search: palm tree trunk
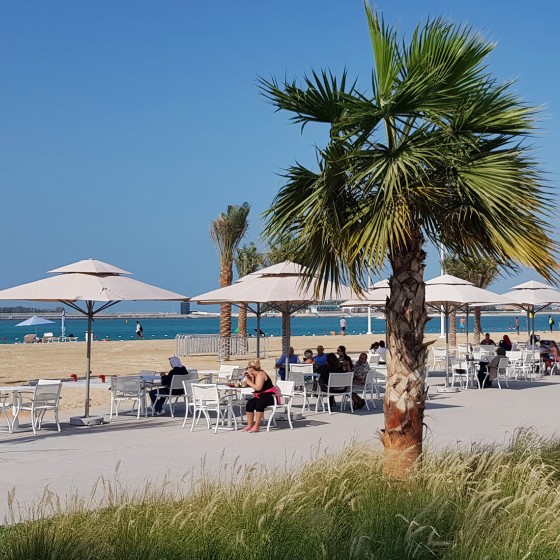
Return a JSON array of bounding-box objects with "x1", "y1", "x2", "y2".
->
[
  {"x1": 219, "y1": 265, "x2": 232, "y2": 360},
  {"x1": 449, "y1": 309, "x2": 457, "y2": 347},
  {"x1": 238, "y1": 304, "x2": 248, "y2": 337},
  {"x1": 473, "y1": 307, "x2": 481, "y2": 344},
  {"x1": 381, "y1": 225, "x2": 429, "y2": 478}
]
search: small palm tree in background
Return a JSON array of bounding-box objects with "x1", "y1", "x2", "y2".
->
[
  {"x1": 443, "y1": 255, "x2": 501, "y2": 346},
  {"x1": 234, "y1": 243, "x2": 266, "y2": 337},
  {"x1": 210, "y1": 203, "x2": 250, "y2": 359},
  {"x1": 260, "y1": 6, "x2": 557, "y2": 475}
]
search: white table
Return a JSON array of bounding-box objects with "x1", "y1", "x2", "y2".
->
[{"x1": 0, "y1": 386, "x2": 35, "y2": 433}]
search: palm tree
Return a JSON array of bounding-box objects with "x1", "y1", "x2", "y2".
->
[
  {"x1": 234, "y1": 243, "x2": 266, "y2": 337},
  {"x1": 210, "y1": 203, "x2": 250, "y2": 359},
  {"x1": 444, "y1": 254, "x2": 501, "y2": 345},
  {"x1": 260, "y1": 6, "x2": 557, "y2": 476}
]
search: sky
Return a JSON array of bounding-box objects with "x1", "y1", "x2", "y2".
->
[{"x1": 0, "y1": 0, "x2": 559, "y2": 311}]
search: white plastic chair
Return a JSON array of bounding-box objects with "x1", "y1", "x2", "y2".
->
[
  {"x1": 151, "y1": 374, "x2": 189, "y2": 417},
  {"x1": 290, "y1": 371, "x2": 313, "y2": 412},
  {"x1": 432, "y1": 347, "x2": 448, "y2": 370},
  {"x1": 15, "y1": 380, "x2": 62, "y2": 435},
  {"x1": 110, "y1": 376, "x2": 146, "y2": 419},
  {"x1": 190, "y1": 383, "x2": 237, "y2": 433},
  {"x1": 0, "y1": 393, "x2": 14, "y2": 433},
  {"x1": 495, "y1": 357, "x2": 510, "y2": 389},
  {"x1": 352, "y1": 369, "x2": 377, "y2": 410},
  {"x1": 180, "y1": 379, "x2": 197, "y2": 428},
  {"x1": 367, "y1": 353, "x2": 381, "y2": 366},
  {"x1": 217, "y1": 365, "x2": 243, "y2": 383},
  {"x1": 266, "y1": 380, "x2": 295, "y2": 431},
  {"x1": 450, "y1": 358, "x2": 468, "y2": 389},
  {"x1": 316, "y1": 372, "x2": 353, "y2": 415}
]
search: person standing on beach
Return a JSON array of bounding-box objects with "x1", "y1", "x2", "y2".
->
[
  {"x1": 459, "y1": 317, "x2": 465, "y2": 333},
  {"x1": 136, "y1": 321, "x2": 144, "y2": 339},
  {"x1": 549, "y1": 315, "x2": 555, "y2": 333},
  {"x1": 515, "y1": 316, "x2": 520, "y2": 336},
  {"x1": 340, "y1": 316, "x2": 347, "y2": 335}
]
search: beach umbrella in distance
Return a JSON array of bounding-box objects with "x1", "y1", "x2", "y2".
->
[
  {"x1": 192, "y1": 261, "x2": 352, "y2": 368},
  {"x1": 15, "y1": 315, "x2": 55, "y2": 336},
  {"x1": 425, "y1": 274, "x2": 511, "y2": 390},
  {"x1": 501, "y1": 280, "x2": 560, "y2": 339},
  {"x1": 0, "y1": 258, "x2": 189, "y2": 425}
]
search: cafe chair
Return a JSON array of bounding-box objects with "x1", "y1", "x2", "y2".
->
[
  {"x1": 180, "y1": 379, "x2": 197, "y2": 428},
  {"x1": 315, "y1": 372, "x2": 354, "y2": 415},
  {"x1": 266, "y1": 380, "x2": 295, "y2": 431},
  {"x1": 190, "y1": 383, "x2": 237, "y2": 433},
  {"x1": 15, "y1": 379, "x2": 62, "y2": 435},
  {"x1": 352, "y1": 369, "x2": 377, "y2": 410},
  {"x1": 109, "y1": 376, "x2": 147, "y2": 419},
  {"x1": 151, "y1": 374, "x2": 189, "y2": 417}
]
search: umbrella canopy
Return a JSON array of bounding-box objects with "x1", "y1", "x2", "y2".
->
[
  {"x1": 340, "y1": 279, "x2": 390, "y2": 308},
  {"x1": 15, "y1": 315, "x2": 55, "y2": 337},
  {"x1": 501, "y1": 281, "x2": 560, "y2": 338},
  {"x1": 0, "y1": 258, "x2": 188, "y2": 421},
  {"x1": 425, "y1": 274, "x2": 510, "y2": 387},
  {"x1": 192, "y1": 261, "x2": 351, "y2": 364},
  {"x1": 15, "y1": 315, "x2": 55, "y2": 327}
]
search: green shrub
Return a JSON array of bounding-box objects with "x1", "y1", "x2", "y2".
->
[{"x1": 1, "y1": 432, "x2": 559, "y2": 559}]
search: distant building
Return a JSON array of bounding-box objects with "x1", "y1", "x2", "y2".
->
[{"x1": 180, "y1": 302, "x2": 191, "y2": 315}]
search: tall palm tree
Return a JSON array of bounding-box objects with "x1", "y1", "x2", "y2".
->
[
  {"x1": 260, "y1": 6, "x2": 557, "y2": 476},
  {"x1": 210, "y1": 203, "x2": 250, "y2": 359},
  {"x1": 234, "y1": 243, "x2": 266, "y2": 337}
]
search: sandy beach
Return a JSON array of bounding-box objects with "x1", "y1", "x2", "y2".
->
[{"x1": 0, "y1": 330, "x2": 549, "y2": 413}]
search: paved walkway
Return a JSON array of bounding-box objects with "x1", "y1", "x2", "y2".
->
[{"x1": 1, "y1": 374, "x2": 559, "y2": 523}]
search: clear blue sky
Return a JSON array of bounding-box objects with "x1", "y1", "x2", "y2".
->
[{"x1": 0, "y1": 1, "x2": 558, "y2": 311}]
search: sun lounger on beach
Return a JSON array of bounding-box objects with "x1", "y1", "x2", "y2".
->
[{"x1": 23, "y1": 333, "x2": 39, "y2": 344}]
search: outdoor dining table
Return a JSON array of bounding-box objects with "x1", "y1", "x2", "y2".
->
[{"x1": 0, "y1": 385, "x2": 35, "y2": 433}]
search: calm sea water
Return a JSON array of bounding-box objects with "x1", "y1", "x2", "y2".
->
[{"x1": 0, "y1": 313, "x2": 551, "y2": 344}]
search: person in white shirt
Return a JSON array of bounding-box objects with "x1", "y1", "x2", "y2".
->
[{"x1": 339, "y1": 317, "x2": 347, "y2": 335}]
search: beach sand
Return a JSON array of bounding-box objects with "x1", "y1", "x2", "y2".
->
[{"x1": 0, "y1": 330, "x2": 547, "y2": 413}]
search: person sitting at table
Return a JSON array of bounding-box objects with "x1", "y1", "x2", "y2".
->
[
  {"x1": 377, "y1": 340, "x2": 387, "y2": 364},
  {"x1": 149, "y1": 356, "x2": 188, "y2": 416},
  {"x1": 241, "y1": 359, "x2": 278, "y2": 433},
  {"x1": 337, "y1": 345, "x2": 353, "y2": 372},
  {"x1": 317, "y1": 352, "x2": 346, "y2": 409},
  {"x1": 543, "y1": 341, "x2": 560, "y2": 374},
  {"x1": 313, "y1": 345, "x2": 327, "y2": 369},
  {"x1": 481, "y1": 333, "x2": 496, "y2": 346},
  {"x1": 350, "y1": 353, "x2": 369, "y2": 409},
  {"x1": 477, "y1": 347, "x2": 506, "y2": 388},
  {"x1": 275, "y1": 347, "x2": 300, "y2": 381},
  {"x1": 498, "y1": 334, "x2": 512, "y2": 351},
  {"x1": 303, "y1": 349, "x2": 314, "y2": 364}
]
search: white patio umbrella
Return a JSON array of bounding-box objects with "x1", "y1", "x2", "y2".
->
[
  {"x1": 425, "y1": 274, "x2": 511, "y2": 389},
  {"x1": 339, "y1": 279, "x2": 389, "y2": 308},
  {"x1": 15, "y1": 315, "x2": 55, "y2": 336},
  {"x1": 0, "y1": 258, "x2": 189, "y2": 425},
  {"x1": 192, "y1": 261, "x2": 351, "y2": 369},
  {"x1": 501, "y1": 280, "x2": 560, "y2": 341}
]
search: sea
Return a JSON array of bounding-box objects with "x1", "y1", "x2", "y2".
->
[{"x1": 0, "y1": 313, "x2": 551, "y2": 345}]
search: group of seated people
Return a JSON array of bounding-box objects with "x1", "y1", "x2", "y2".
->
[
  {"x1": 275, "y1": 342, "x2": 388, "y2": 409},
  {"x1": 475, "y1": 332, "x2": 560, "y2": 387}
]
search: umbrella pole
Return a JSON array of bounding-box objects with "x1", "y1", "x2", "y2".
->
[
  {"x1": 256, "y1": 303, "x2": 261, "y2": 359},
  {"x1": 445, "y1": 308, "x2": 450, "y2": 387},
  {"x1": 85, "y1": 304, "x2": 93, "y2": 418}
]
